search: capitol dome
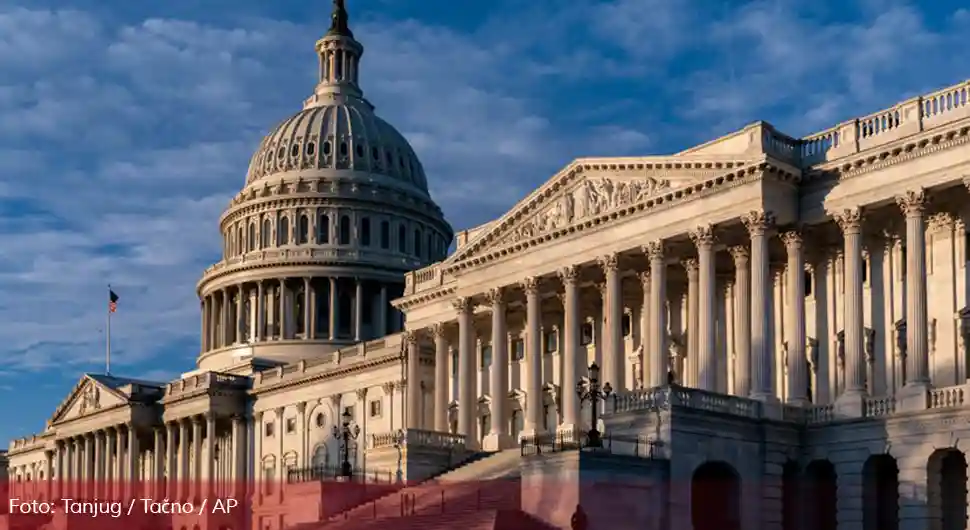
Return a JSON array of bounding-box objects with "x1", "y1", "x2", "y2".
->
[{"x1": 195, "y1": 0, "x2": 452, "y2": 372}]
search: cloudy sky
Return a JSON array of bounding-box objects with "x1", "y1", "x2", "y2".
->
[{"x1": 1, "y1": 0, "x2": 968, "y2": 443}]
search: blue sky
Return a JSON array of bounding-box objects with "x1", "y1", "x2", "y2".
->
[{"x1": 1, "y1": 0, "x2": 968, "y2": 443}]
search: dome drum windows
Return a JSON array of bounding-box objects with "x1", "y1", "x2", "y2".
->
[
  {"x1": 306, "y1": 142, "x2": 316, "y2": 156},
  {"x1": 261, "y1": 218, "x2": 272, "y2": 249},
  {"x1": 360, "y1": 217, "x2": 371, "y2": 247},
  {"x1": 248, "y1": 223, "x2": 256, "y2": 252},
  {"x1": 397, "y1": 223, "x2": 407, "y2": 253},
  {"x1": 338, "y1": 215, "x2": 351, "y2": 245},
  {"x1": 278, "y1": 216, "x2": 290, "y2": 246},
  {"x1": 297, "y1": 214, "x2": 310, "y2": 245},
  {"x1": 318, "y1": 214, "x2": 331, "y2": 244}
]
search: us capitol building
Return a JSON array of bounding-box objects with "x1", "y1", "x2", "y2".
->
[{"x1": 7, "y1": 3, "x2": 970, "y2": 530}]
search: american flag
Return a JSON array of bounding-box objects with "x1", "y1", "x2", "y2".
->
[{"x1": 109, "y1": 289, "x2": 119, "y2": 313}]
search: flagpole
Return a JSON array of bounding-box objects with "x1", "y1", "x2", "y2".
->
[{"x1": 106, "y1": 285, "x2": 112, "y2": 375}]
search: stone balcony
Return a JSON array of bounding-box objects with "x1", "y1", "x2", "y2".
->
[
  {"x1": 365, "y1": 428, "x2": 470, "y2": 483},
  {"x1": 608, "y1": 382, "x2": 970, "y2": 426}
]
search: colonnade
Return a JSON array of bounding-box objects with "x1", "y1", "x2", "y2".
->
[
  {"x1": 405, "y1": 191, "x2": 934, "y2": 449},
  {"x1": 200, "y1": 277, "x2": 404, "y2": 353},
  {"x1": 48, "y1": 424, "x2": 138, "y2": 500}
]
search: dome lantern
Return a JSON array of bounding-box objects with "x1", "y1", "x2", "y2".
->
[{"x1": 308, "y1": 0, "x2": 365, "y2": 104}]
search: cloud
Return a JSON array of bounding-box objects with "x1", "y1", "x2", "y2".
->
[{"x1": 0, "y1": 0, "x2": 966, "y2": 409}]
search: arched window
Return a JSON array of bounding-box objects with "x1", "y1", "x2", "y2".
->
[
  {"x1": 297, "y1": 214, "x2": 309, "y2": 245},
  {"x1": 278, "y1": 216, "x2": 290, "y2": 246},
  {"x1": 318, "y1": 214, "x2": 330, "y2": 243},
  {"x1": 261, "y1": 218, "x2": 271, "y2": 248},
  {"x1": 398, "y1": 224, "x2": 407, "y2": 253},
  {"x1": 238, "y1": 226, "x2": 244, "y2": 254},
  {"x1": 339, "y1": 215, "x2": 351, "y2": 245},
  {"x1": 248, "y1": 223, "x2": 256, "y2": 252},
  {"x1": 380, "y1": 220, "x2": 390, "y2": 249},
  {"x1": 426, "y1": 233, "x2": 433, "y2": 259},
  {"x1": 360, "y1": 217, "x2": 371, "y2": 246},
  {"x1": 414, "y1": 228, "x2": 422, "y2": 257}
]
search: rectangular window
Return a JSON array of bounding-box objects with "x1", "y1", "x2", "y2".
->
[
  {"x1": 369, "y1": 399, "x2": 382, "y2": 418},
  {"x1": 481, "y1": 344, "x2": 492, "y2": 369},
  {"x1": 286, "y1": 418, "x2": 296, "y2": 434},
  {"x1": 380, "y1": 220, "x2": 390, "y2": 249},
  {"x1": 360, "y1": 217, "x2": 371, "y2": 247},
  {"x1": 543, "y1": 330, "x2": 557, "y2": 353},
  {"x1": 621, "y1": 314, "x2": 632, "y2": 337},
  {"x1": 804, "y1": 270, "x2": 813, "y2": 297},
  {"x1": 580, "y1": 323, "x2": 593, "y2": 346},
  {"x1": 512, "y1": 338, "x2": 525, "y2": 360},
  {"x1": 264, "y1": 422, "x2": 274, "y2": 437},
  {"x1": 343, "y1": 405, "x2": 355, "y2": 420}
]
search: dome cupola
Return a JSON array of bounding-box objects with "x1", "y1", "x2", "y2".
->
[{"x1": 195, "y1": 0, "x2": 452, "y2": 372}]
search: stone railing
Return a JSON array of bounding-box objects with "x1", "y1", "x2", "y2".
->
[
  {"x1": 612, "y1": 385, "x2": 762, "y2": 419},
  {"x1": 864, "y1": 396, "x2": 896, "y2": 418},
  {"x1": 253, "y1": 332, "x2": 405, "y2": 386},
  {"x1": 791, "y1": 79, "x2": 970, "y2": 166},
  {"x1": 8, "y1": 435, "x2": 49, "y2": 453},
  {"x1": 201, "y1": 247, "x2": 423, "y2": 278},
  {"x1": 404, "y1": 264, "x2": 447, "y2": 295},
  {"x1": 929, "y1": 384, "x2": 968, "y2": 409},
  {"x1": 164, "y1": 371, "x2": 250, "y2": 398},
  {"x1": 369, "y1": 428, "x2": 466, "y2": 451}
]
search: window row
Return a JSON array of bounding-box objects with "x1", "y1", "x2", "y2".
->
[
  {"x1": 256, "y1": 136, "x2": 422, "y2": 186},
  {"x1": 262, "y1": 402, "x2": 383, "y2": 438},
  {"x1": 223, "y1": 212, "x2": 448, "y2": 261}
]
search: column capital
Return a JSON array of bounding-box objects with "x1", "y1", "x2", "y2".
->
[
  {"x1": 520, "y1": 276, "x2": 541, "y2": 295},
  {"x1": 742, "y1": 210, "x2": 775, "y2": 236},
  {"x1": 780, "y1": 230, "x2": 803, "y2": 250},
  {"x1": 896, "y1": 188, "x2": 928, "y2": 217},
  {"x1": 356, "y1": 388, "x2": 368, "y2": 400},
  {"x1": 689, "y1": 224, "x2": 716, "y2": 248},
  {"x1": 402, "y1": 329, "x2": 419, "y2": 345},
  {"x1": 642, "y1": 240, "x2": 664, "y2": 260},
  {"x1": 430, "y1": 322, "x2": 448, "y2": 339},
  {"x1": 330, "y1": 393, "x2": 342, "y2": 407},
  {"x1": 558, "y1": 265, "x2": 581, "y2": 285},
  {"x1": 681, "y1": 258, "x2": 698, "y2": 276},
  {"x1": 928, "y1": 211, "x2": 955, "y2": 233},
  {"x1": 728, "y1": 245, "x2": 749, "y2": 264},
  {"x1": 834, "y1": 207, "x2": 864, "y2": 235},
  {"x1": 452, "y1": 296, "x2": 473, "y2": 314},
  {"x1": 597, "y1": 252, "x2": 619, "y2": 273},
  {"x1": 485, "y1": 286, "x2": 507, "y2": 306},
  {"x1": 637, "y1": 270, "x2": 651, "y2": 287},
  {"x1": 382, "y1": 381, "x2": 395, "y2": 394},
  {"x1": 296, "y1": 401, "x2": 307, "y2": 413}
]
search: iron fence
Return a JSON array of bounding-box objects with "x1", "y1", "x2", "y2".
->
[{"x1": 287, "y1": 464, "x2": 396, "y2": 484}]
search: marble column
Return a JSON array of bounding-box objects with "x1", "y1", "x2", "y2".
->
[
  {"x1": 192, "y1": 416, "x2": 203, "y2": 499},
  {"x1": 236, "y1": 286, "x2": 244, "y2": 344},
  {"x1": 600, "y1": 253, "x2": 624, "y2": 390},
  {"x1": 521, "y1": 277, "x2": 544, "y2": 435},
  {"x1": 782, "y1": 230, "x2": 809, "y2": 404},
  {"x1": 454, "y1": 297, "x2": 478, "y2": 449},
  {"x1": 205, "y1": 414, "x2": 216, "y2": 497},
  {"x1": 232, "y1": 415, "x2": 246, "y2": 496},
  {"x1": 303, "y1": 277, "x2": 312, "y2": 338},
  {"x1": 432, "y1": 324, "x2": 450, "y2": 432},
  {"x1": 278, "y1": 279, "x2": 288, "y2": 340},
  {"x1": 898, "y1": 190, "x2": 930, "y2": 386},
  {"x1": 691, "y1": 225, "x2": 717, "y2": 391},
  {"x1": 177, "y1": 420, "x2": 189, "y2": 501},
  {"x1": 683, "y1": 258, "x2": 699, "y2": 387},
  {"x1": 83, "y1": 434, "x2": 92, "y2": 498},
  {"x1": 484, "y1": 287, "x2": 512, "y2": 450},
  {"x1": 835, "y1": 208, "x2": 867, "y2": 396},
  {"x1": 127, "y1": 425, "x2": 139, "y2": 499},
  {"x1": 638, "y1": 271, "x2": 651, "y2": 389},
  {"x1": 53, "y1": 443, "x2": 62, "y2": 498},
  {"x1": 558, "y1": 267, "x2": 581, "y2": 432},
  {"x1": 404, "y1": 331, "x2": 421, "y2": 428},
  {"x1": 355, "y1": 278, "x2": 364, "y2": 341},
  {"x1": 329, "y1": 277, "x2": 338, "y2": 340},
  {"x1": 729, "y1": 246, "x2": 752, "y2": 397},
  {"x1": 200, "y1": 299, "x2": 208, "y2": 352},
  {"x1": 743, "y1": 211, "x2": 776, "y2": 400},
  {"x1": 152, "y1": 429, "x2": 164, "y2": 498},
  {"x1": 646, "y1": 242, "x2": 668, "y2": 387},
  {"x1": 256, "y1": 281, "x2": 265, "y2": 341},
  {"x1": 114, "y1": 428, "x2": 124, "y2": 500},
  {"x1": 93, "y1": 432, "x2": 103, "y2": 498},
  {"x1": 165, "y1": 423, "x2": 176, "y2": 499}
]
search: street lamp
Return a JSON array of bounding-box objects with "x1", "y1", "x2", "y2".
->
[
  {"x1": 331, "y1": 409, "x2": 361, "y2": 479},
  {"x1": 576, "y1": 362, "x2": 612, "y2": 448},
  {"x1": 392, "y1": 429, "x2": 405, "y2": 483}
]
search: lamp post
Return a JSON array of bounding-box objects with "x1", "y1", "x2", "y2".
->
[
  {"x1": 392, "y1": 429, "x2": 405, "y2": 483},
  {"x1": 331, "y1": 409, "x2": 361, "y2": 479},
  {"x1": 576, "y1": 362, "x2": 612, "y2": 448}
]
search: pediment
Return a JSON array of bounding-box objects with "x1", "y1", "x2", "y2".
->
[
  {"x1": 445, "y1": 155, "x2": 754, "y2": 266},
  {"x1": 48, "y1": 375, "x2": 128, "y2": 426}
]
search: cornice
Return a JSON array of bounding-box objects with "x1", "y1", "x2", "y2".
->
[
  {"x1": 394, "y1": 284, "x2": 457, "y2": 311},
  {"x1": 197, "y1": 247, "x2": 423, "y2": 294}
]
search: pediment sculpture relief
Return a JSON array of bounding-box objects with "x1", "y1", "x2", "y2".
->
[
  {"x1": 78, "y1": 385, "x2": 101, "y2": 415},
  {"x1": 502, "y1": 177, "x2": 672, "y2": 245}
]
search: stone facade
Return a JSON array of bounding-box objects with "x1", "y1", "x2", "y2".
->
[{"x1": 7, "y1": 3, "x2": 970, "y2": 530}]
